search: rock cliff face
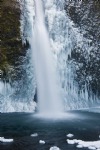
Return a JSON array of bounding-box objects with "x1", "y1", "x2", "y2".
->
[
  {"x1": 65, "y1": 0, "x2": 100, "y2": 96},
  {"x1": 0, "y1": 0, "x2": 100, "y2": 101},
  {"x1": 0, "y1": 0, "x2": 24, "y2": 81}
]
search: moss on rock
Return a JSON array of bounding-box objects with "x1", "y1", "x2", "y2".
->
[{"x1": 0, "y1": 0, "x2": 23, "y2": 80}]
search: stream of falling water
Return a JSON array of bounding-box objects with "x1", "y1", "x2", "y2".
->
[
  {"x1": 31, "y1": 0, "x2": 63, "y2": 114},
  {"x1": 0, "y1": 0, "x2": 99, "y2": 113}
]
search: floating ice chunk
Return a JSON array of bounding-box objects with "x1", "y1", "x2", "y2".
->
[
  {"x1": 73, "y1": 139, "x2": 82, "y2": 143},
  {"x1": 77, "y1": 144, "x2": 83, "y2": 148},
  {"x1": 0, "y1": 137, "x2": 4, "y2": 141},
  {"x1": 67, "y1": 139, "x2": 75, "y2": 144},
  {"x1": 0, "y1": 137, "x2": 13, "y2": 142},
  {"x1": 0, "y1": 137, "x2": 4, "y2": 139},
  {"x1": 39, "y1": 140, "x2": 45, "y2": 144},
  {"x1": 50, "y1": 146, "x2": 60, "y2": 150},
  {"x1": 66, "y1": 133, "x2": 74, "y2": 138},
  {"x1": 31, "y1": 133, "x2": 38, "y2": 137},
  {"x1": 67, "y1": 139, "x2": 100, "y2": 149},
  {"x1": 88, "y1": 146, "x2": 96, "y2": 150}
]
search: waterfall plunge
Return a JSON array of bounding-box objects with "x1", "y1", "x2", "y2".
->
[
  {"x1": 0, "y1": 0, "x2": 99, "y2": 113},
  {"x1": 31, "y1": 0, "x2": 63, "y2": 114}
]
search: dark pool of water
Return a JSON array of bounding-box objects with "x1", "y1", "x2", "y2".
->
[{"x1": 0, "y1": 110, "x2": 100, "y2": 150}]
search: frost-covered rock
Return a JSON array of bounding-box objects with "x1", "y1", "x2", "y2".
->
[
  {"x1": 65, "y1": 0, "x2": 100, "y2": 100},
  {"x1": 0, "y1": 100, "x2": 37, "y2": 113}
]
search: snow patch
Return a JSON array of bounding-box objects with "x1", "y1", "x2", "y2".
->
[
  {"x1": 88, "y1": 146, "x2": 96, "y2": 150},
  {"x1": 76, "y1": 144, "x2": 83, "y2": 148},
  {"x1": 67, "y1": 139, "x2": 100, "y2": 149},
  {"x1": 0, "y1": 137, "x2": 13, "y2": 143},
  {"x1": 31, "y1": 133, "x2": 38, "y2": 137},
  {"x1": 67, "y1": 139, "x2": 75, "y2": 144},
  {"x1": 39, "y1": 140, "x2": 45, "y2": 144},
  {"x1": 66, "y1": 133, "x2": 74, "y2": 138},
  {"x1": 50, "y1": 146, "x2": 60, "y2": 150}
]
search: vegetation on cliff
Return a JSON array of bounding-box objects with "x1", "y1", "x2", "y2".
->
[{"x1": 0, "y1": 0, "x2": 24, "y2": 81}]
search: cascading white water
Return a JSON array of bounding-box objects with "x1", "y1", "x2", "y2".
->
[
  {"x1": 0, "y1": 0, "x2": 99, "y2": 113},
  {"x1": 31, "y1": 0, "x2": 63, "y2": 114}
]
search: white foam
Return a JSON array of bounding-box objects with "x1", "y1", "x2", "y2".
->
[
  {"x1": 31, "y1": 133, "x2": 38, "y2": 137},
  {"x1": 34, "y1": 112, "x2": 76, "y2": 120},
  {"x1": 49, "y1": 146, "x2": 60, "y2": 150},
  {"x1": 0, "y1": 137, "x2": 13, "y2": 143},
  {"x1": 66, "y1": 133, "x2": 74, "y2": 138},
  {"x1": 39, "y1": 140, "x2": 45, "y2": 144}
]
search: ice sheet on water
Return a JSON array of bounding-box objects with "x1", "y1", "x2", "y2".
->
[
  {"x1": 88, "y1": 146, "x2": 96, "y2": 150},
  {"x1": 31, "y1": 133, "x2": 38, "y2": 137},
  {"x1": 39, "y1": 140, "x2": 45, "y2": 144},
  {"x1": 0, "y1": 137, "x2": 13, "y2": 143},
  {"x1": 49, "y1": 146, "x2": 60, "y2": 150},
  {"x1": 67, "y1": 139, "x2": 100, "y2": 149},
  {"x1": 67, "y1": 139, "x2": 76, "y2": 144},
  {"x1": 66, "y1": 133, "x2": 74, "y2": 138},
  {"x1": 76, "y1": 144, "x2": 83, "y2": 148}
]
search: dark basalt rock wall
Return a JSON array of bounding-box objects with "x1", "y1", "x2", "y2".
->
[{"x1": 0, "y1": 0, "x2": 25, "y2": 81}]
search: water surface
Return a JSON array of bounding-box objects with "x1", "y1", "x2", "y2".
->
[{"x1": 0, "y1": 110, "x2": 100, "y2": 150}]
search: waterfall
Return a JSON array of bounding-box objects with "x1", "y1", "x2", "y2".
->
[
  {"x1": 0, "y1": 0, "x2": 99, "y2": 113},
  {"x1": 31, "y1": 0, "x2": 63, "y2": 114}
]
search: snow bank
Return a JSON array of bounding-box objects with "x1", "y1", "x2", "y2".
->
[
  {"x1": 67, "y1": 139, "x2": 100, "y2": 149},
  {"x1": 0, "y1": 137, "x2": 13, "y2": 143},
  {"x1": 49, "y1": 146, "x2": 60, "y2": 150}
]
